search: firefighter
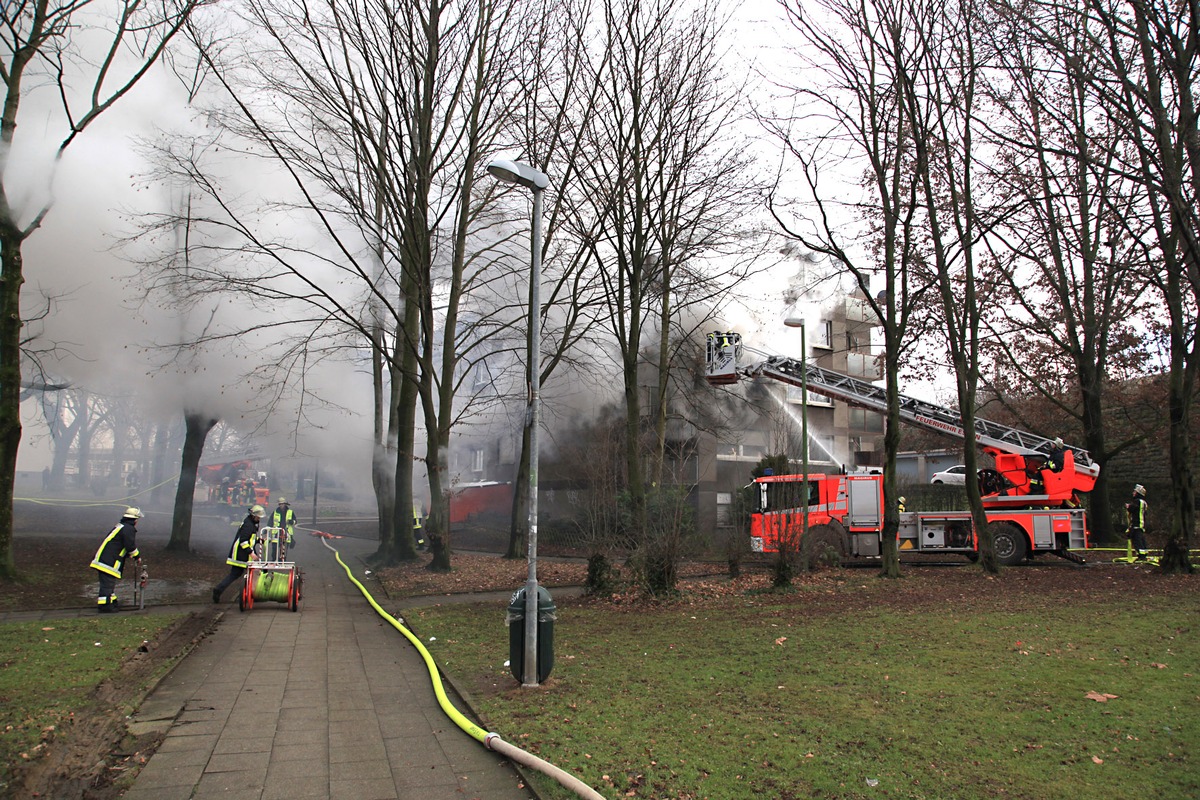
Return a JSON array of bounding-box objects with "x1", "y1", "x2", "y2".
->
[
  {"x1": 413, "y1": 502, "x2": 427, "y2": 551},
  {"x1": 212, "y1": 505, "x2": 264, "y2": 603},
  {"x1": 1045, "y1": 437, "x2": 1067, "y2": 473},
  {"x1": 898, "y1": 496, "x2": 907, "y2": 513},
  {"x1": 1125, "y1": 484, "x2": 1150, "y2": 561},
  {"x1": 270, "y1": 497, "x2": 297, "y2": 550},
  {"x1": 90, "y1": 507, "x2": 143, "y2": 613}
]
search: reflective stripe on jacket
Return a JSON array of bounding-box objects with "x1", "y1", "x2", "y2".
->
[
  {"x1": 1128, "y1": 497, "x2": 1148, "y2": 529},
  {"x1": 270, "y1": 508, "x2": 296, "y2": 533},
  {"x1": 90, "y1": 521, "x2": 139, "y2": 578},
  {"x1": 227, "y1": 515, "x2": 259, "y2": 568}
]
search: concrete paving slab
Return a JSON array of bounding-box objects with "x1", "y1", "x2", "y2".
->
[{"x1": 118, "y1": 534, "x2": 539, "y2": 800}]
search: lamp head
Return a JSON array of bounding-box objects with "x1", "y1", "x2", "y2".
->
[
  {"x1": 784, "y1": 317, "x2": 806, "y2": 328},
  {"x1": 487, "y1": 158, "x2": 549, "y2": 191}
]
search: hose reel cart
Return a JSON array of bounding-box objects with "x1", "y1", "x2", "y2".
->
[{"x1": 240, "y1": 526, "x2": 302, "y2": 612}]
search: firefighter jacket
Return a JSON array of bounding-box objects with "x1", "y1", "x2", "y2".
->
[
  {"x1": 90, "y1": 520, "x2": 140, "y2": 578},
  {"x1": 270, "y1": 506, "x2": 296, "y2": 536},
  {"x1": 227, "y1": 515, "x2": 260, "y2": 568},
  {"x1": 1126, "y1": 497, "x2": 1148, "y2": 530}
]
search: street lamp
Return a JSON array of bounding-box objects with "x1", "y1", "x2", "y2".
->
[
  {"x1": 487, "y1": 158, "x2": 549, "y2": 687},
  {"x1": 784, "y1": 317, "x2": 808, "y2": 551}
]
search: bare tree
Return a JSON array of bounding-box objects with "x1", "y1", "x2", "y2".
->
[
  {"x1": 891, "y1": 0, "x2": 1005, "y2": 572},
  {"x1": 769, "y1": 0, "x2": 936, "y2": 579},
  {"x1": 1065, "y1": 0, "x2": 1199, "y2": 573},
  {"x1": 141, "y1": 0, "x2": 534, "y2": 570},
  {"x1": 975, "y1": 0, "x2": 1155, "y2": 544},
  {"x1": 0, "y1": 0, "x2": 203, "y2": 577},
  {"x1": 559, "y1": 0, "x2": 762, "y2": 591}
]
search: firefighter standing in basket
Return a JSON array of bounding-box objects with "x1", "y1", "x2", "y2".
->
[
  {"x1": 1125, "y1": 484, "x2": 1150, "y2": 561},
  {"x1": 212, "y1": 505, "x2": 263, "y2": 603},
  {"x1": 90, "y1": 507, "x2": 143, "y2": 613},
  {"x1": 270, "y1": 497, "x2": 297, "y2": 551}
]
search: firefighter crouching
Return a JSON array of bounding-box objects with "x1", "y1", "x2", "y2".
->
[{"x1": 90, "y1": 507, "x2": 143, "y2": 613}]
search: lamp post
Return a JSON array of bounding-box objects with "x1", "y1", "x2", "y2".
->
[
  {"x1": 784, "y1": 317, "x2": 808, "y2": 550},
  {"x1": 487, "y1": 158, "x2": 549, "y2": 687}
]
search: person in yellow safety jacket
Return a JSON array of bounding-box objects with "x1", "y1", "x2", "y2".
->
[
  {"x1": 413, "y1": 502, "x2": 426, "y2": 551},
  {"x1": 898, "y1": 496, "x2": 907, "y2": 513},
  {"x1": 90, "y1": 507, "x2": 143, "y2": 613},
  {"x1": 1124, "y1": 484, "x2": 1150, "y2": 561},
  {"x1": 212, "y1": 505, "x2": 263, "y2": 603},
  {"x1": 270, "y1": 497, "x2": 297, "y2": 550}
]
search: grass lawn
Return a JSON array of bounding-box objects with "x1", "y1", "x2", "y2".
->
[
  {"x1": 410, "y1": 575, "x2": 1198, "y2": 800},
  {"x1": 0, "y1": 615, "x2": 184, "y2": 790}
]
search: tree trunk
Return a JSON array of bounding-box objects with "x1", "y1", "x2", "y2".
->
[
  {"x1": 1161, "y1": 293, "x2": 1196, "y2": 573},
  {"x1": 167, "y1": 413, "x2": 218, "y2": 552},
  {"x1": 506, "y1": 418, "x2": 531, "y2": 560},
  {"x1": 150, "y1": 423, "x2": 171, "y2": 504},
  {"x1": 0, "y1": 222, "x2": 24, "y2": 579},
  {"x1": 75, "y1": 396, "x2": 91, "y2": 488}
]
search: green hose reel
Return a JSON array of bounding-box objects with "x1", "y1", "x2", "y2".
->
[
  {"x1": 253, "y1": 570, "x2": 292, "y2": 602},
  {"x1": 240, "y1": 565, "x2": 302, "y2": 612}
]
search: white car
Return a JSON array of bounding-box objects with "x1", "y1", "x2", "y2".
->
[{"x1": 930, "y1": 465, "x2": 969, "y2": 485}]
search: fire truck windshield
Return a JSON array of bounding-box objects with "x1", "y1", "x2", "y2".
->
[{"x1": 757, "y1": 477, "x2": 820, "y2": 512}]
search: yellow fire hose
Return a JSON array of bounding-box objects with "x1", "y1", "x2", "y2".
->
[{"x1": 318, "y1": 534, "x2": 606, "y2": 800}]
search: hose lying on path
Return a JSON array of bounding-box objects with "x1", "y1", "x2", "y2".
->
[{"x1": 316, "y1": 533, "x2": 607, "y2": 800}]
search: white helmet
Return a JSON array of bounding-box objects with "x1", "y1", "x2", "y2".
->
[
  {"x1": 898, "y1": 496, "x2": 907, "y2": 504},
  {"x1": 1134, "y1": 484, "x2": 1146, "y2": 497},
  {"x1": 123, "y1": 507, "x2": 144, "y2": 519},
  {"x1": 250, "y1": 504, "x2": 265, "y2": 517},
  {"x1": 277, "y1": 497, "x2": 287, "y2": 505},
  {"x1": 1053, "y1": 437, "x2": 1063, "y2": 447}
]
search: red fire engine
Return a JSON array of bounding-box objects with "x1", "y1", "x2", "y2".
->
[{"x1": 704, "y1": 332, "x2": 1098, "y2": 566}]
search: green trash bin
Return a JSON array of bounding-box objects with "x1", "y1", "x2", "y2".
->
[{"x1": 507, "y1": 586, "x2": 556, "y2": 682}]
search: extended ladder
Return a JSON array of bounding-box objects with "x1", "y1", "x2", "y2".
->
[{"x1": 704, "y1": 332, "x2": 1097, "y2": 477}]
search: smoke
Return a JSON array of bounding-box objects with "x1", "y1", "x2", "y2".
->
[{"x1": 13, "y1": 57, "x2": 381, "y2": 482}]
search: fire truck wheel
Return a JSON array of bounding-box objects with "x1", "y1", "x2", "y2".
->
[{"x1": 991, "y1": 523, "x2": 1028, "y2": 567}]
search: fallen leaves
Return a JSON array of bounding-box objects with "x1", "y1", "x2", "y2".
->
[{"x1": 1085, "y1": 691, "x2": 1119, "y2": 702}]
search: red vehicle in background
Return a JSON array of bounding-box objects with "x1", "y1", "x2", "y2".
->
[{"x1": 706, "y1": 332, "x2": 1096, "y2": 566}]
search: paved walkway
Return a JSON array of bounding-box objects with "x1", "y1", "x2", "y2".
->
[{"x1": 119, "y1": 535, "x2": 538, "y2": 800}]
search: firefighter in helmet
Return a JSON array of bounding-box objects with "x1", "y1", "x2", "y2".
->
[
  {"x1": 90, "y1": 507, "x2": 143, "y2": 613},
  {"x1": 898, "y1": 496, "x2": 907, "y2": 513},
  {"x1": 212, "y1": 505, "x2": 264, "y2": 603},
  {"x1": 1124, "y1": 484, "x2": 1150, "y2": 561},
  {"x1": 270, "y1": 497, "x2": 297, "y2": 550},
  {"x1": 1045, "y1": 437, "x2": 1067, "y2": 473}
]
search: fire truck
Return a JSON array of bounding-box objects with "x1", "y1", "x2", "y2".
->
[{"x1": 704, "y1": 332, "x2": 1098, "y2": 566}]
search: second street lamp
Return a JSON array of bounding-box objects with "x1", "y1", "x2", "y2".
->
[{"x1": 487, "y1": 158, "x2": 549, "y2": 687}]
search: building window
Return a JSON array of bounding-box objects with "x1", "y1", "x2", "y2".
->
[
  {"x1": 471, "y1": 448, "x2": 485, "y2": 473},
  {"x1": 849, "y1": 407, "x2": 884, "y2": 433},
  {"x1": 811, "y1": 319, "x2": 833, "y2": 349}
]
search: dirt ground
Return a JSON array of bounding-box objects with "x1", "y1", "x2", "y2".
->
[{"x1": 1, "y1": 503, "x2": 1196, "y2": 798}]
